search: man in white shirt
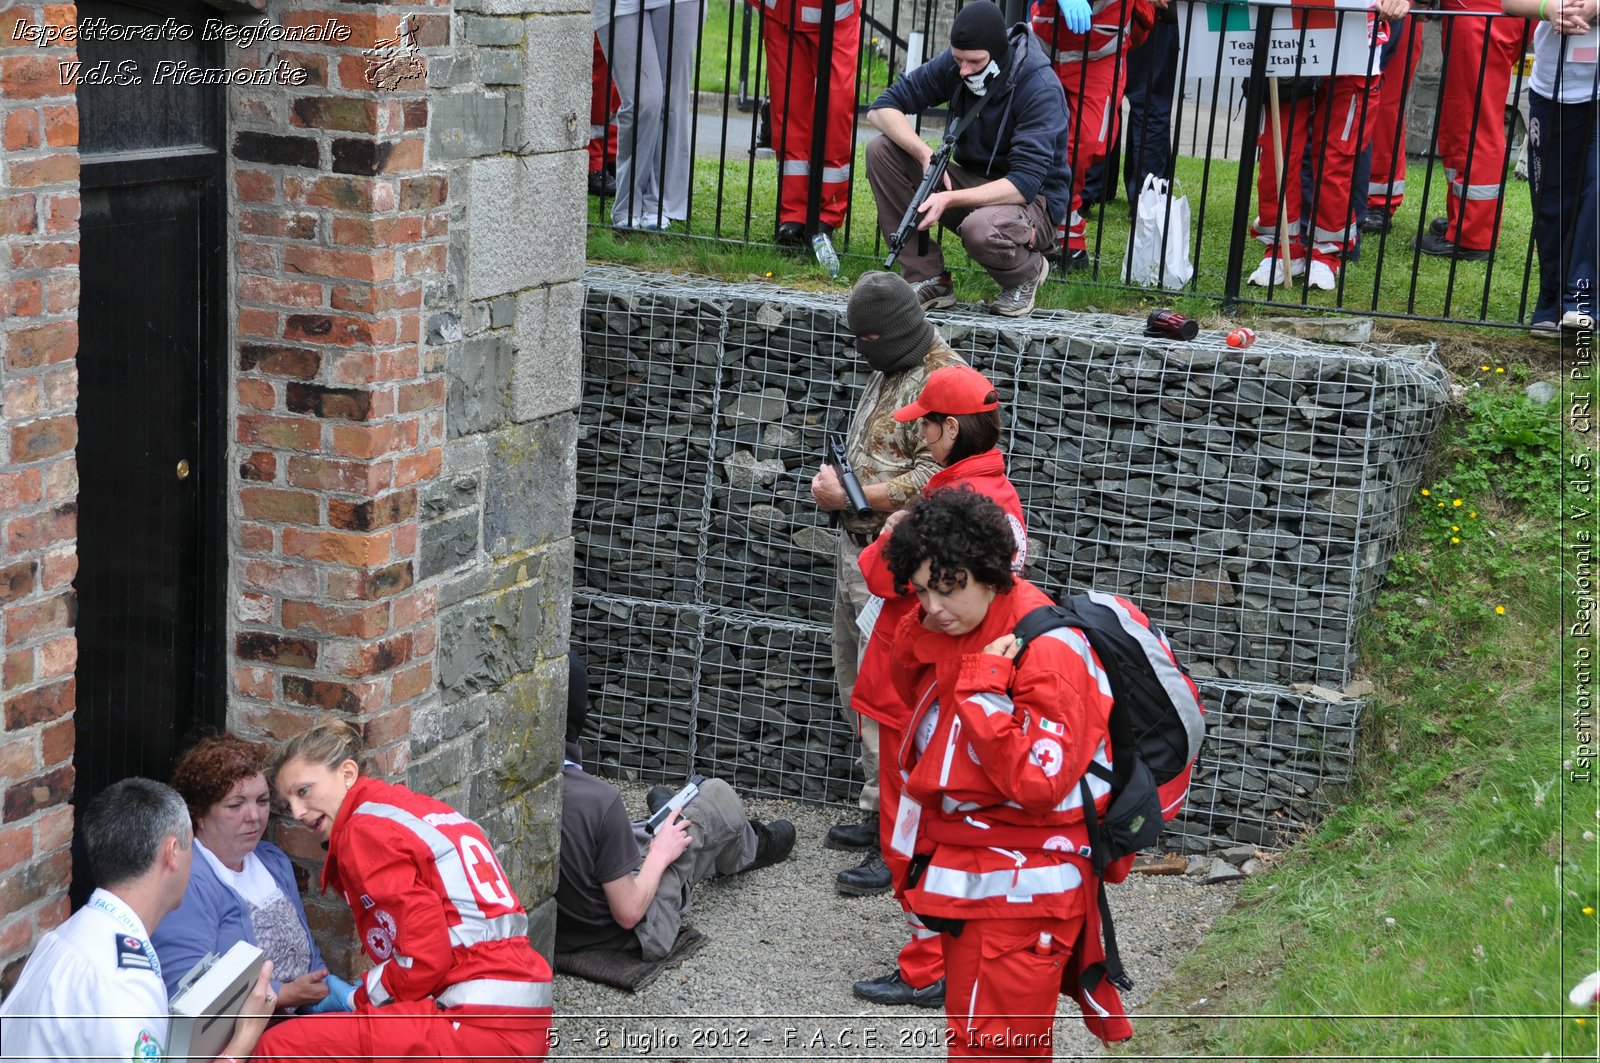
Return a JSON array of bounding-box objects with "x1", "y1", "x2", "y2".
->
[{"x1": 0, "y1": 777, "x2": 274, "y2": 1062}]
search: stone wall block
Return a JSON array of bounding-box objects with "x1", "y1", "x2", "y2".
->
[
  {"x1": 515, "y1": 14, "x2": 589, "y2": 154},
  {"x1": 430, "y1": 93, "x2": 509, "y2": 161},
  {"x1": 483, "y1": 414, "x2": 577, "y2": 557},
  {"x1": 511, "y1": 281, "x2": 582, "y2": 423},
  {"x1": 465, "y1": 154, "x2": 585, "y2": 299}
]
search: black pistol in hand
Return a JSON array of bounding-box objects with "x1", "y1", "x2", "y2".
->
[{"x1": 827, "y1": 435, "x2": 873, "y2": 518}]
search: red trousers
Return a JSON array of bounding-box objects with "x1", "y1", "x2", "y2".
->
[
  {"x1": 879, "y1": 720, "x2": 944, "y2": 990},
  {"x1": 1435, "y1": 1, "x2": 1530, "y2": 249},
  {"x1": 254, "y1": 1002, "x2": 551, "y2": 1062},
  {"x1": 1055, "y1": 50, "x2": 1133, "y2": 250},
  {"x1": 1365, "y1": 16, "x2": 1425, "y2": 214},
  {"x1": 942, "y1": 915, "x2": 1084, "y2": 1061},
  {"x1": 1254, "y1": 75, "x2": 1382, "y2": 266},
  {"x1": 762, "y1": 13, "x2": 860, "y2": 228},
  {"x1": 589, "y1": 33, "x2": 618, "y2": 175}
]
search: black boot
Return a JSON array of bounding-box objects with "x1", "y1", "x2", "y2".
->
[
  {"x1": 744, "y1": 819, "x2": 796, "y2": 872},
  {"x1": 852, "y1": 970, "x2": 946, "y2": 1007},
  {"x1": 836, "y1": 850, "x2": 892, "y2": 896},
  {"x1": 824, "y1": 820, "x2": 877, "y2": 851}
]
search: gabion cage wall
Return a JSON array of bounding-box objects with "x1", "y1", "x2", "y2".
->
[{"x1": 575, "y1": 267, "x2": 1451, "y2": 847}]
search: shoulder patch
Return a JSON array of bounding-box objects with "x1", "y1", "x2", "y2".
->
[
  {"x1": 116, "y1": 935, "x2": 153, "y2": 971},
  {"x1": 133, "y1": 1028, "x2": 163, "y2": 1060}
]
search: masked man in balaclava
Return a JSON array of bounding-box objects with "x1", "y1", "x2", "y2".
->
[
  {"x1": 864, "y1": 0, "x2": 1071, "y2": 318},
  {"x1": 808, "y1": 273, "x2": 965, "y2": 1003}
]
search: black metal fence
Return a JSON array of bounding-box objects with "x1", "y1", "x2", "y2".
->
[{"x1": 588, "y1": 0, "x2": 1589, "y2": 329}]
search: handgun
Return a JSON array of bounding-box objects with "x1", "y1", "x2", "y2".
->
[
  {"x1": 826, "y1": 435, "x2": 873, "y2": 518},
  {"x1": 644, "y1": 774, "x2": 705, "y2": 835}
]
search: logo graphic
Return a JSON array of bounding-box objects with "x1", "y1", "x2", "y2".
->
[
  {"x1": 363, "y1": 15, "x2": 424, "y2": 91},
  {"x1": 1042, "y1": 835, "x2": 1073, "y2": 852},
  {"x1": 134, "y1": 1029, "x2": 162, "y2": 1061},
  {"x1": 364, "y1": 908, "x2": 398, "y2": 959},
  {"x1": 1029, "y1": 737, "x2": 1064, "y2": 777}
]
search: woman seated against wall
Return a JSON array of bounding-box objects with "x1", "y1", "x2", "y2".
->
[{"x1": 151, "y1": 733, "x2": 355, "y2": 1013}]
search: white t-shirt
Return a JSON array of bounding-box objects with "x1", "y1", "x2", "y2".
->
[
  {"x1": 0, "y1": 889, "x2": 169, "y2": 1062},
  {"x1": 195, "y1": 838, "x2": 281, "y2": 908},
  {"x1": 1530, "y1": 21, "x2": 1600, "y2": 104}
]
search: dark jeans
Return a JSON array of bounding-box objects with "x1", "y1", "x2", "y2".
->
[{"x1": 1527, "y1": 88, "x2": 1598, "y2": 323}]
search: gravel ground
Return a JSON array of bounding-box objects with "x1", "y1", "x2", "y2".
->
[{"x1": 552, "y1": 783, "x2": 1240, "y2": 1061}]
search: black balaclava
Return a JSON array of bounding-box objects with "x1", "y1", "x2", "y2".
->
[
  {"x1": 949, "y1": 1, "x2": 1009, "y2": 67},
  {"x1": 848, "y1": 272, "x2": 936, "y2": 374}
]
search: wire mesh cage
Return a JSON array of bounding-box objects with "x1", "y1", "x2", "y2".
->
[{"x1": 575, "y1": 267, "x2": 1451, "y2": 843}]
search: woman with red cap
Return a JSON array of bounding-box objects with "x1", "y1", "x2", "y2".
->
[{"x1": 846, "y1": 363, "x2": 1030, "y2": 1009}]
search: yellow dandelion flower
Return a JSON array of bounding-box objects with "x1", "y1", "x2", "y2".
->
[
  {"x1": 1421, "y1": 488, "x2": 1431, "y2": 496},
  {"x1": 1495, "y1": 605, "x2": 1505, "y2": 615},
  {"x1": 765, "y1": 271, "x2": 774, "y2": 278},
  {"x1": 1468, "y1": 511, "x2": 1477, "y2": 519},
  {"x1": 1452, "y1": 525, "x2": 1460, "y2": 532},
  {"x1": 1586, "y1": 906, "x2": 1595, "y2": 915},
  {"x1": 1437, "y1": 502, "x2": 1446, "y2": 508},
  {"x1": 1451, "y1": 536, "x2": 1460, "y2": 544},
  {"x1": 1453, "y1": 499, "x2": 1464, "y2": 507},
  {"x1": 1480, "y1": 365, "x2": 1490, "y2": 372},
  {"x1": 1495, "y1": 367, "x2": 1505, "y2": 373}
]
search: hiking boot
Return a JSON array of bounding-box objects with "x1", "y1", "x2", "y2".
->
[
  {"x1": 743, "y1": 819, "x2": 796, "y2": 873},
  {"x1": 824, "y1": 820, "x2": 877, "y2": 851},
  {"x1": 645, "y1": 785, "x2": 676, "y2": 817},
  {"x1": 909, "y1": 271, "x2": 956, "y2": 310},
  {"x1": 991, "y1": 255, "x2": 1051, "y2": 318},
  {"x1": 1357, "y1": 208, "x2": 1390, "y2": 235},
  {"x1": 852, "y1": 970, "x2": 946, "y2": 1008},
  {"x1": 835, "y1": 850, "x2": 892, "y2": 896},
  {"x1": 588, "y1": 169, "x2": 617, "y2": 198},
  {"x1": 1413, "y1": 231, "x2": 1493, "y2": 261},
  {"x1": 1429, "y1": 216, "x2": 1450, "y2": 239},
  {"x1": 775, "y1": 221, "x2": 806, "y2": 251}
]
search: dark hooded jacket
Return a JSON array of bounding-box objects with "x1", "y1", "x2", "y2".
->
[{"x1": 870, "y1": 23, "x2": 1073, "y2": 226}]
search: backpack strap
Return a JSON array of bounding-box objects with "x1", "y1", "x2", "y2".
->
[{"x1": 1078, "y1": 776, "x2": 1135, "y2": 993}]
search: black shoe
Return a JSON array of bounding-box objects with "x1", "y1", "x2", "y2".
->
[
  {"x1": 645, "y1": 785, "x2": 676, "y2": 817},
  {"x1": 775, "y1": 221, "x2": 806, "y2": 251},
  {"x1": 756, "y1": 97, "x2": 772, "y2": 150},
  {"x1": 825, "y1": 820, "x2": 877, "y2": 851},
  {"x1": 1059, "y1": 248, "x2": 1091, "y2": 275},
  {"x1": 744, "y1": 818, "x2": 796, "y2": 872},
  {"x1": 1413, "y1": 231, "x2": 1494, "y2": 261},
  {"x1": 852, "y1": 970, "x2": 946, "y2": 1008},
  {"x1": 1357, "y1": 208, "x2": 1391, "y2": 235},
  {"x1": 1429, "y1": 216, "x2": 1450, "y2": 239},
  {"x1": 588, "y1": 170, "x2": 617, "y2": 198},
  {"x1": 836, "y1": 851, "x2": 892, "y2": 896}
]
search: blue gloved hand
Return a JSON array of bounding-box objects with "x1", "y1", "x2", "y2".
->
[
  {"x1": 306, "y1": 974, "x2": 359, "y2": 1013},
  {"x1": 1061, "y1": 0, "x2": 1093, "y2": 34}
]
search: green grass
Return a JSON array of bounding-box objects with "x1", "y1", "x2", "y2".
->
[{"x1": 1115, "y1": 370, "x2": 1600, "y2": 1059}]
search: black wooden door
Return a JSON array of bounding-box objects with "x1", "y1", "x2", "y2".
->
[{"x1": 73, "y1": 0, "x2": 226, "y2": 824}]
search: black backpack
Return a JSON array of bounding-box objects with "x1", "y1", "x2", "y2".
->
[{"x1": 1013, "y1": 589, "x2": 1207, "y2": 989}]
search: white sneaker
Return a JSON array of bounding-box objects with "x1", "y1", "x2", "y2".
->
[
  {"x1": 1307, "y1": 260, "x2": 1338, "y2": 291},
  {"x1": 1562, "y1": 310, "x2": 1596, "y2": 332},
  {"x1": 1246, "y1": 254, "x2": 1305, "y2": 287}
]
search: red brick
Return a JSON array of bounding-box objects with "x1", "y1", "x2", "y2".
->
[
  {"x1": 358, "y1": 706, "x2": 412, "y2": 750},
  {"x1": 6, "y1": 503, "x2": 76, "y2": 555},
  {"x1": 401, "y1": 98, "x2": 429, "y2": 131},
  {"x1": 240, "y1": 487, "x2": 321, "y2": 525},
  {"x1": 4, "y1": 321, "x2": 75, "y2": 370},
  {"x1": 45, "y1": 273, "x2": 78, "y2": 313},
  {"x1": 39, "y1": 548, "x2": 75, "y2": 591},
  {"x1": 37, "y1": 803, "x2": 73, "y2": 850},
  {"x1": 10, "y1": 415, "x2": 76, "y2": 463},
  {"x1": 425, "y1": 211, "x2": 448, "y2": 239},
  {"x1": 285, "y1": 455, "x2": 393, "y2": 495},
  {"x1": 0, "y1": 471, "x2": 43, "y2": 512},
  {"x1": 234, "y1": 666, "x2": 274, "y2": 700},
  {"x1": 275, "y1": 52, "x2": 328, "y2": 89},
  {"x1": 4, "y1": 678, "x2": 75, "y2": 730},
  {"x1": 240, "y1": 450, "x2": 278, "y2": 482},
  {"x1": 240, "y1": 344, "x2": 321, "y2": 380},
  {"x1": 285, "y1": 382, "x2": 376, "y2": 421},
  {"x1": 0, "y1": 846, "x2": 70, "y2": 918},
  {"x1": 285, "y1": 313, "x2": 394, "y2": 347},
  {"x1": 281, "y1": 10, "x2": 395, "y2": 49},
  {"x1": 237, "y1": 308, "x2": 280, "y2": 339},
  {"x1": 0, "y1": 827, "x2": 31, "y2": 874},
  {"x1": 396, "y1": 378, "x2": 445, "y2": 415},
  {"x1": 331, "y1": 216, "x2": 423, "y2": 248},
  {"x1": 326, "y1": 632, "x2": 412, "y2": 678},
  {"x1": 238, "y1": 210, "x2": 318, "y2": 241},
  {"x1": 236, "y1": 414, "x2": 321, "y2": 451},
  {"x1": 282, "y1": 527, "x2": 392, "y2": 567},
  {"x1": 40, "y1": 461, "x2": 75, "y2": 503},
  {"x1": 390, "y1": 521, "x2": 417, "y2": 559},
  {"x1": 401, "y1": 244, "x2": 446, "y2": 275},
  {"x1": 1, "y1": 56, "x2": 71, "y2": 101},
  {"x1": 41, "y1": 364, "x2": 75, "y2": 411},
  {"x1": 42, "y1": 105, "x2": 78, "y2": 147},
  {"x1": 38, "y1": 636, "x2": 74, "y2": 679},
  {"x1": 286, "y1": 174, "x2": 381, "y2": 212},
  {"x1": 237, "y1": 377, "x2": 276, "y2": 411},
  {"x1": 390, "y1": 660, "x2": 432, "y2": 703},
  {"x1": 10, "y1": 237, "x2": 78, "y2": 269},
  {"x1": 242, "y1": 560, "x2": 317, "y2": 598},
  {"x1": 2, "y1": 278, "x2": 43, "y2": 318},
  {"x1": 391, "y1": 587, "x2": 437, "y2": 629},
  {"x1": 395, "y1": 447, "x2": 442, "y2": 488},
  {"x1": 238, "y1": 523, "x2": 275, "y2": 553},
  {"x1": 328, "y1": 490, "x2": 416, "y2": 532},
  {"x1": 0, "y1": 561, "x2": 36, "y2": 608},
  {"x1": 3, "y1": 111, "x2": 40, "y2": 151},
  {"x1": 235, "y1": 631, "x2": 318, "y2": 668},
  {"x1": 290, "y1": 96, "x2": 380, "y2": 133},
  {"x1": 239, "y1": 274, "x2": 325, "y2": 308},
  {"x1": 5, "y1": 592, "x2": 73, "y2": 646},
  {"x1": 0, "y1": 736, "x2": 34, "y2": 781},
  {"x1": 3, "y1": 650, "x2": 33, "y2": 689},
  {"x1": 282, "y1": 598, "x2": 390, "y2": 639},
  {"x1": 329, "y1": 420, "x2": 417, "y2": 460},
  {"x1": 43, "y1": 195, "x2": 78, "y2": 234},
  {"x1": 39, "y1": 715, "x2": 72, "y2": 764},
  {"x1": 235, "y1": 169, "x2": 278, "y2": 203},
  {"x1": 5, "y1": 378, "x2": 42, "y2": 421},
  {"x1": 399, "y1": 175, "x2": 447, "y2": 211},
  {"x1": 326, "y1": 560, "x2": 413, "y2": 602},
  {"x1": 282, "y1": 674, "x2": 383, "y2": 713},
  {"x1": 283, "y1": 246, "x2": 394, "y2": 283},
  {"x1": 0, "y1": 194, "x2": 36, "y2": 237},
  {"x1": 8, "y1": 153, "x2": 78, "y2": 188},
  {"x1": 237, "y1": 242, "x2": 277, "y2": 272}
]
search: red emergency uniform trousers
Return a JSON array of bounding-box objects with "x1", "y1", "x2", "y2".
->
[
  {"x1": 256, "y1": 1002, "x2": 552, "y2": 1062},
  {"x1": 1253, "y1": 75, "x2": 1381, "y2": 269},
  {"x1": 589, "y1": 33, "x2": 619, "y2": 176},
  {"x1": 1435, "y1": 0, "x2": 1529, "y2": 251},
  {"x1": 1365, "y1": 16, "x2": 1425, "y2": 216},
  {"x1": 1037, "y1": 8, "x2": 1136, "y2": 252},
  {"x1": 760, "y1": 1, "x2": 860, "y2": 229},
  {"x1": 943, "y1": 914, "x2": 1085, "y2": 1060},
  {"x1": 877, "y1": 720, "x2": 944, "y2": 989}
]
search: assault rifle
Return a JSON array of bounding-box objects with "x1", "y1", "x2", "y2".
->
[{"x1": 883, "y1": 116, "x2": 965, "y2": 270}]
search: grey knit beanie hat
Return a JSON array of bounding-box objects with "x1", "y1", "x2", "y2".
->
[{"x1": 847, "y1": 272, "x2": 936, "y2": 374}]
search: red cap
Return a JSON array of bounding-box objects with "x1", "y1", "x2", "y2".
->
[{"x1": 894, "y1": 365, "x2": 1001, "y2": 422}]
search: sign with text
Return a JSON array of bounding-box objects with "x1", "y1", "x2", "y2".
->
[{"x1": 1176, "y1": 0, "x2": 1377, "y2": 80}]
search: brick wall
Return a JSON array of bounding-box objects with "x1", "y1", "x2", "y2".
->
[{"x1": 0, "y1": 1, "x2": 81, "y2": 991}]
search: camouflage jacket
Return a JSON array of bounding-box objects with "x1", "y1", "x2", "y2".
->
[{"x1": 842, "y1": 334, "x2": 967, "y2": 537}]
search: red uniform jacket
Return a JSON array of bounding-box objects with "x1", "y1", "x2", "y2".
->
[
  {"x1": 1031, "y1": 0, "x2": 1154, "y2": 63},
  {"x1": 853, "y1": 449, "x2": 1028, "y2": 730},
  {"x1": 322, "y1": 776, "x2": 553, "y2": 1014}
]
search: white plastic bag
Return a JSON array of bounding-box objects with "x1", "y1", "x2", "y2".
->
[{"x1": 1121, "y1": 175, "x2": 1193, "y2": 290}]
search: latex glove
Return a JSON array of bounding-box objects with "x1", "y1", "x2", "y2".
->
[
  {"x1": 1060, "y1": 0, "x2": 1093, "y2": 34},
  {"x1": 306, "y1": 974, "x2": 359, "y2": 1013}
]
